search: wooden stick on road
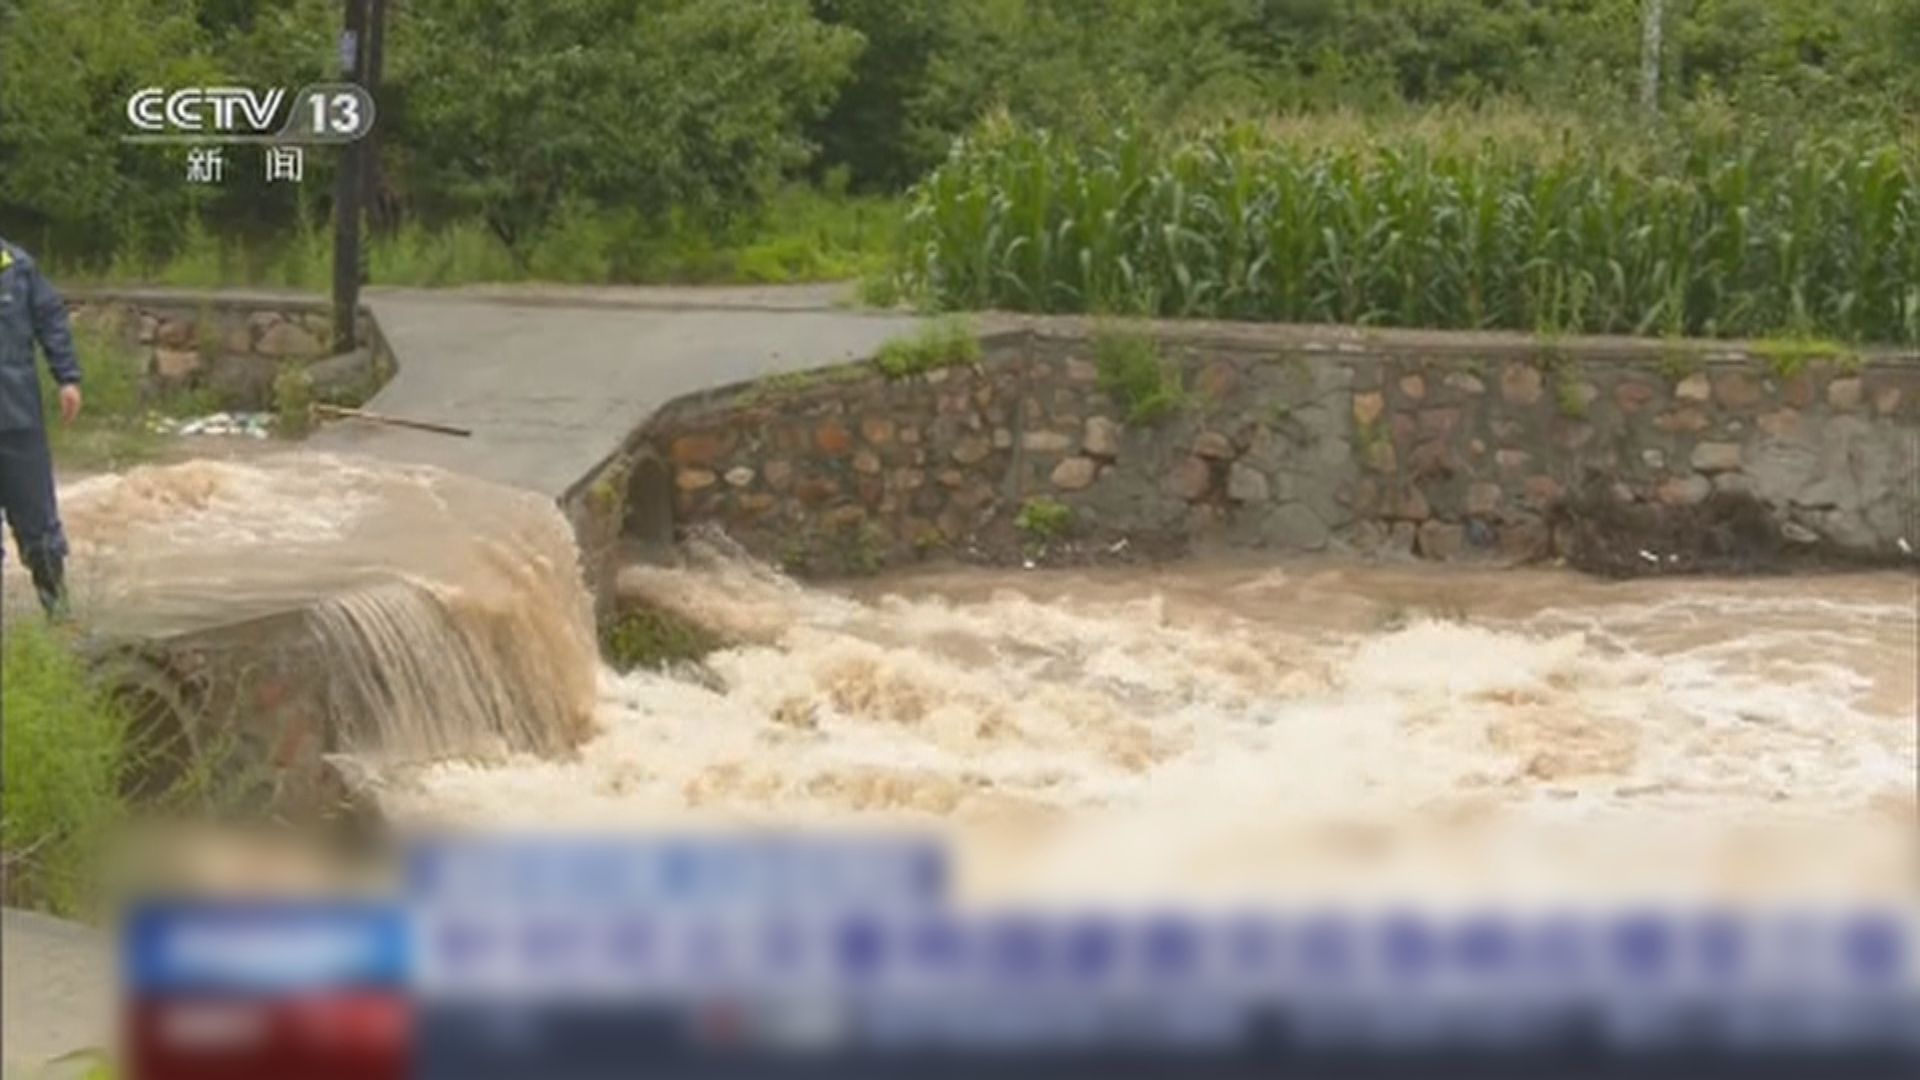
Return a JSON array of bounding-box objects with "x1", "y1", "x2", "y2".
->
[{"x1": 313, "y1": 404, "x2": 472, "y2": 437}]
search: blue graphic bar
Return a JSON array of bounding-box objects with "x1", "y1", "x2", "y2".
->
[{"x1": 124, "y1": 901, "x2": 409, "y2": 994}]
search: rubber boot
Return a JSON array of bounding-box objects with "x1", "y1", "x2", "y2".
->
[{"x1": 22, "y1": 543, "x2": 67, "y2": 619}]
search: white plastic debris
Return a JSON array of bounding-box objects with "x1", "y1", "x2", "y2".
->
[{"x1": 150, "y1": 410, "x2": 276, "y2": 439}]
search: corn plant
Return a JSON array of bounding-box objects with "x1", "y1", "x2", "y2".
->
[{"x1": 903, "y1": 121, "x2": 1920, "y2": 345}]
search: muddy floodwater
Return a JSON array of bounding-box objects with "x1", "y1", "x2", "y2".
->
[
  {"x1": 8, "y1": 456, "x2": 1915, "y2": 906},
  {"x1": 396, "y1": 544, "x2": 1918, "y2": 906}
]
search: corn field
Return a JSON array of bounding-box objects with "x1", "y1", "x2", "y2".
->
[{"x1": 902, "y1": 122, "x2": 1920, "y2": 345}]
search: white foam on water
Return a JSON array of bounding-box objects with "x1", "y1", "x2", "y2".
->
[{"x1": 387, "y1": 547, "x2": 1918, "y2": 906}]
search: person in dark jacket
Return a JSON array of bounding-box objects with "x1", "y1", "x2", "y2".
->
[{"x1": 0, "y1": 237, "x2": 83, "y2": 616}]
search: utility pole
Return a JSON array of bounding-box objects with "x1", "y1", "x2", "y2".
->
[
  {"x1": 332, "y1": 0, "x2": 370, "y2": 353},
  {"x1": 1641, "y1": 0, "x2": 1665, "y2": 116},
  {"x1": 363, "y1": 0, "x2": 390, "y2": 235}
]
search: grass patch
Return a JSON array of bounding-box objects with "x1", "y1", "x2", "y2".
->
[
  {"x1": 773, "y1": 522, "x2": 892, "y2": 576},
  {"x1": 600, "y1": 605, "x2": 724, "y2": 672},
  {"x1": 1539, "y1": 352, "x2": 1592, "y2": 419},
  {"x1": 40, "y1": 325, "x2": 217, "y2": 472},
  {"x1": 837, "y1": 523, "x2": 890, "y2": 576},
  {"x1": 722, "y1": 188, "x2": 903, "y2": 285},
  {"x1": 735, "y1": 363, "x2": 871, "y2": 407},
  {"x1": 1655, "y1": 342, "x2": 1703, "y2": 382},
  {"x1": 856, "y1": 270, "x2": 907, "y2": 309},
  {"x1": 2, "y1": 625, "x2": 252, "y2": 916},
  {"x1": 873, "y1": 317, "x2": 980, "y2": 378},
  {"x1": 1015, "y1": 497, "x2": 1075, "y2": 543},
  {"x1": 1356, "y1": 421, "x2": 1394, "y2": 471},
  {"x1": 1, "y1": 622, "x2": 132, "y2": 917},
  {"x1": 1094, "y1": 330, "x2": 1186, "y2": 424},
  {"x1": 57, "y1": 188, "x2": 904, "y2": 289},
  {"x1": 1554, "y1": 375, "x2": 1590, "y2": 419},
  {"x1": 1752, "y1": 336, "x2": 1862, "y2": 377},
  {"x1": 272, "y1": 366, "x2": 314, "y2": 437},
  {"x1": 778, "y1": 535, "x2": 816, "y2": 575},
  {"x1": 585, "y1": 460, "x2": 630, "y2": 517},
  {"x1": 0, "y1": 584, "x2": 281, "y2": 919}
]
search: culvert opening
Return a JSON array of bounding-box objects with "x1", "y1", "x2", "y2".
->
[
  {"x1": 622, "y1": 451, "x2": 676, "y2": 551},
  {"x1": 94, "y1": 649, "x2": 203, "y2": 805}
]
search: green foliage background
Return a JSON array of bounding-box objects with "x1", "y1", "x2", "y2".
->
[{"x1": 0, "y1": 0, "x2": 1915, "y2": 301}]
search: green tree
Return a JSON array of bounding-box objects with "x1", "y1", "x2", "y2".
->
[
  {"x1": 1673, "y1": 0, "x2": 1917, "y2": 124},
  {"x1": 0, "y1": 0, "x2": 216, "y2": 263},
  {"x1": 388, "y1": 0, "x2": 860, "y2": 257},
  {"x1": 914, "y1": 0, "x2": 1265, "y2": 145},
  {"x1": 806, "y1": 0, "x2": 949, "y2": 190}
]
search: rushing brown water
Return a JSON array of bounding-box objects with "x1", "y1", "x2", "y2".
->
[
  {"x1": 2, "y1": 455, "x2": 597, "y2": 761},
  {"x1": 391, "y1": 537, "x2": 1918, "y2": 906},
  {"x1": 7, "y1": 458, "x2": 1912, "y2": 903}
]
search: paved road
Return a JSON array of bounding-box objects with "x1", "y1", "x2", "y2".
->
[
  {"x1": 310, "y1": 286, "x2": 923, "y2": 498},
  {"x1": 1, "y1": 909, "x2": 109, "y2": 1078}
]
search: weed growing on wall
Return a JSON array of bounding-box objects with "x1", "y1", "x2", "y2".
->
[
  {"x1": 1752, "y1": 337, "x2": 1862, "y2": 378},
  {"x1": 1015, "y1": 497, "x2": 1075, "y2": 542},
  {"x1": 1553, "y1": 371, "x2": 1590, "y2": 419},
  {"x1": 272, "y1": 367, "x2": 314, "y2": 437},
  {"x1": 1654, "y1": 342, "x2": 1703, "y2": 382},
  {"x1": 1094, "y1": 331, "x2": 1186, "y2": 424},
  {"x1": 736, "y1": 364, "x2": 871, "y2": 407},
  {"x1": 838, "y1": 523, "x2": 891, "y2": 576},
  {"x1": 874, "y1": 317, "x2": 981, "y2": 378}
]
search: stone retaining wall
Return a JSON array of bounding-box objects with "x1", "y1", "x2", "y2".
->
[
  {"x1": 64, "y1": 289, "x2": 384, "y2": 410},
  {"x1": 91, "y1": 609, "x2": 361, "y2": 824},
  {"x1": 637, "y1": 323, "x2": 1920, "y2": 574}
]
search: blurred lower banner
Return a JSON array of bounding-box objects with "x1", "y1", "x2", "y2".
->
[
  {"x1": 122, "y1": 832, "x2": 1920, "y2": 1079},
  {"x1": 123, "y1": 901, "x2": 409, "y2": 1080}
]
